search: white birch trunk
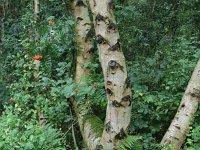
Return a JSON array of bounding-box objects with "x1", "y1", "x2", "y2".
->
[
  {"x1": 161, "y1": 59, "x2": 200, "y2": 150},
  {"x1": 71, "y1": 1, "x2": 102, "y2": 149},
  {"x1": 88, "y1": 0, "x2": 132, "y2": 149},
  {"x1": 71, "y1": 0, "x2": 93, "y2": 83}
]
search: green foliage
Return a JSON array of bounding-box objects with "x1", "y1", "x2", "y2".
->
[
  {"x1": 184, "y1": 125, "x2": 200, "y2": 149},
  {"x1": 0, "y1": 110, "x2": 65, "y2": 150},
  {"x1": 115, "y1": 0, "x2": 200, "y2": 149},
  {"x1": 0, "y1": 0, "x2": 200, "y2": 149},
  {"x1": 128, "y1": 34, "x2": 199, "y2": 150},
  {"x1": 161, "y1": 144, "x2": 174, "y2": 150},
  {"x1": 0, "y1": 0, "x2": 79, "y2": 149},
  {"x1": 83, "y1": 114, "x2": 104, "y2": 137},
  {"x1": 120, "y1": 135, "x2": 143, "y2": 150}
]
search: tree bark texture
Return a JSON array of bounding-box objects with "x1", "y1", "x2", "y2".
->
[
  {"x1": 88, "y1": 0, "x2": 132, "y2": 149},
  {"x1": 161, "y1": 59, "x2": 200, "y2": 150},
  {"x1": 34, "y1": 0, "x2": 39, "y2": 19},
  {"x1": 33, "y1": 0, "x2": 46, "y2": 126},
  {"x1": 71, "y1": 0, "x2": 93, "y2": 83},
  {"x1": 71, "y1": 0, "x2": 103, "y2": 149},
  {"x1": 71, "y1": 99, "x2": 103, "y2": 149},
  {"x1": 34, "y1": 0, "x2": 40, "y2": 42}
]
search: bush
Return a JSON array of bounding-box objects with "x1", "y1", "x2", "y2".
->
[{"x1": 0, "y1": 110, "x2": 65, "y2": 150}]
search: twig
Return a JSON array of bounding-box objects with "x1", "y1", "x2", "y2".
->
[{"x1": 70, "y1": 108, "x2": 78, "y2": 149}]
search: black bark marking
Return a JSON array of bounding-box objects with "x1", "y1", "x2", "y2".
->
[
  {"x1": 108, "y1": 41, "x2": 120, "y2": 51},
  {"x1": 173, "y1": 125, "x2": 181, "y2": 130},
  {"x1": 95, "y1": 13, "x2": 104, "y2": 24},
  {"x1": 121, "y1": 95, "x2": 131, "y2": 106},
  {"x1": 85, "y1": 28, "x2": 93, "y2": 42},
  {"x1": 175, "y1": 117, "x2": 179, "y2": 120},
  {"x1": 107, "y1": 20, "x2": 118, "y2": 31},
  {"x1": 191, "y1": 88, "x2": 200, "y2": 97},
  {"x1": 96, "y1": 34, "x2": 109, "y2": 45},
  {"x1": 111, "y1": 100, "x2": 124, "y2": 107},
  {"x1": 108, "y1": 60, "x2": 124, "y2": 74},
  {"x1": 198, "y1": 70, "x2": 200, "y2": 76},
  {"x1": 107, "y1": 81, "x2": 112, "y2": 85},
  {"x1": 121, "y1": 95, "x2": 131, "y2": 101},
  {"x1": 93, "y1": 0, "x2": 96, "y2": 7},
  {"x1": 106, "y1": 88, "x2": 113, "y2": 96},
  {"x1": 95, "y1": 144, "x2": 103, "y2": 150},
  {"x1": 76, "y1": 17, "x2": 83, "y2": 22},
  {"x1": 181, "y1": 103, "x2": 185, "y2": 108},
  {"x1": 88, "y1": 47, "x2": 95, "y2": 54},
  {"x1": 189, "y1": 88, "x2": 200, "y2": 98},
  {"x1": 83, "y1": 23, "x2": 92, "y2": 26},
  {"x1": 164, "y1": 139, "x2": 172, "y2": 144},
  {"x1": 105, "y1": 121, "x2": 112, "y2": 133},
  {"x1": 173, "y1": 137, "x2": 180, "y2": 140},
  {"x1": 190, "y1": 92, "x2": 196, "y2": 97},
  {"x1": 75, "y1": 0, "x2": 86, "y2": 7},
  {"x1": 124, "y1": 77, "x2": 131, "y2": 89},
  {"x1": 107, "y1": 0, "x2": 114, "y2": 13},
  {"x1": 115, "y1": 128, "x2": 126, "y2": 140}
]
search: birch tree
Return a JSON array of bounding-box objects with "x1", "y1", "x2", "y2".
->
[
  {"x1": 70, "y1": 0, "x2": 103, "y2": 149},
  {"x1": 161, "y1": 59, "x2": 200, "y2": 150},
  {"x1": 88, "y1": 0, "x2": 132, "y2": 149},
  {"x1": 70, "y1": 0, "x2": 132, "y2": 149}
]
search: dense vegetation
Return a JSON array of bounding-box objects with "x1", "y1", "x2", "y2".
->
[{"x1": 0, "y1": 0, "x2": 199, "y2": 149}]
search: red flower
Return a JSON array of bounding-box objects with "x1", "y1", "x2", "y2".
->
[
  {"x1": 32, "y1": 55, "x2": 43, "y2": 61},
  {"x1": 74, "y1": 89, "x2": 78, "y2": 93},
  {"x1": 9, "y1": 98, "x2": 13, "y2": 103}
]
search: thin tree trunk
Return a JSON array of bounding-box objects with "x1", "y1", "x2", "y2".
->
[
  {"x1": 88, "y1": 0, "x2": 132, "y2": 149},
  {"x1": 34, "y1": 0, "x2": 40, "y2": 43},
  {"x1": 161, "y1": 59, "x2": 200, "y2": 150},
  {"x1": 70, "y1": 107, "x2": 78, "y2": 148},
  {"x1": 33, "y1": 0, "x2": 46, "y2": 126},
  {"x1": 70, "y1": 0, "x2": 103, "y2": 149},
  {"x1": 71, "y1": 0, "x2": 93, "y2": 83}
]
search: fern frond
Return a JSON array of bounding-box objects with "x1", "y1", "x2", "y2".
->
[{"x1": 120, "y1": 135, "x2": 143, "y2": 150}]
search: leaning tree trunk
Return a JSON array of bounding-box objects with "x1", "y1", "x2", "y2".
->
[
  {"x1": 88, "y1": 0, "x2": 132, "y2": 149},
  {"x1": 161, "y1": 59, "x2": 200, "y2": 150},
  {"x1": 70, "y1": 0, "x2": 103, "y2": 149}
]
